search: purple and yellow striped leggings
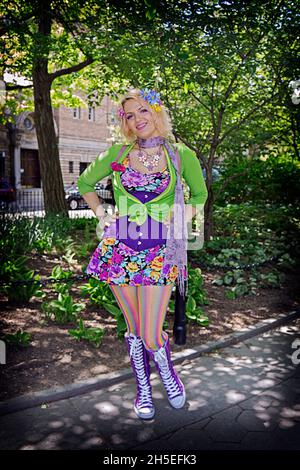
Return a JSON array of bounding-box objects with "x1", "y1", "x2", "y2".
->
[{"x1": 110, "y1": 285, "x2": 173, "y2": 351}]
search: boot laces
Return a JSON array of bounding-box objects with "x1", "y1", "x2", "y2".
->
[
  {"x1": 129, "y1": 336, "x2": 140, "y2": 359},
  {"x1": 154, "y1": 348, "x2": 181, "y2": 399},
  {"x1": 129, "y1": 337, "x2": 152, "y2": 406}
]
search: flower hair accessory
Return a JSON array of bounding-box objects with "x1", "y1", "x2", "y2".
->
[
  {"x1": 117, "y1": 107, "x2": 126, "y2": 119},
  {"x1": 140, "y1": 88, "x2": 163, "y2": 112}
]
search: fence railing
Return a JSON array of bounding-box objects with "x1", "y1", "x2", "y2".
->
[
  {"x1": 0, "y1": 188, "x2": 114, "y2": 217},
  {"x1": 0, "y1": 189, "x2": 44, "y2": 214}
]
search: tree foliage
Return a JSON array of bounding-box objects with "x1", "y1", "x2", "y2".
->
[{"x1": 1, "y1": 1, "x2": 299, "y2": 235}]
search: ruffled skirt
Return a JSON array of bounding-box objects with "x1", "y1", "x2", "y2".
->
[{"x1": 85, "y1": 237, "x2": 187, "y2": 286}]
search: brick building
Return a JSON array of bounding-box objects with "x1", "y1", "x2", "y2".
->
[{"x1": 0, "y1": 94, "x2": 118, "y2": 191}]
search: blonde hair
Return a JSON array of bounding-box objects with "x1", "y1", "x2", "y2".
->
[{"x1": 117, "y1": 88, "x2": 174, "y2": 143}]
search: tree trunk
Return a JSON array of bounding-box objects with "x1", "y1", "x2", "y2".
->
[
  {"x1": 32, "y1": 4, "x2": 68, "y2": 216},
  {"x1": 32, "y1": 60, "x2": 68, "y2": 216},
  {"x1": 204, "y1": 145, "x2": 217, "y2": 241},
  {"x1": 204, "y1": 184, "x2": 214, "y2": 241},
  {"x1": 33, "y1": 64, "x2": 68, "y2": 214}
]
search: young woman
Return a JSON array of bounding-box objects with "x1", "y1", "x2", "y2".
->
[{"x1": 77, "y1": 88, "x2": 208, "y2": 420}]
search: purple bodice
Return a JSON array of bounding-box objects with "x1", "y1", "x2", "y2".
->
[{"x1": 103, "y1": 155, "x2": 170, "y2": 251}]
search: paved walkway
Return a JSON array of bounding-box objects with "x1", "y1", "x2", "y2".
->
[{"x1": 0, "y1": 321, "x2": 299, "y2": 450}]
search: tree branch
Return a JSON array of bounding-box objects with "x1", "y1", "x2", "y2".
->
[
  {"x1": 210, "y1": 80, "x2": 217, "y2": 132},
  {"x1": 49, "y1": 57, "x2": 94, "y2": 82},
  {"x1": 173, "y1": 130, "x2": 208, "y2": 170},
  {"x1": 188, "y1": 90, "x2": 211, "y2": 114},
  {"x1": 199, "y1": 129, "x2": 213, "y2": 157},
  {"x1": 214, "y1": 165, "x2": 254, "y2": 202},
  {"x1": 219, "y1": 90, "x2": 281, "y2": 144}
]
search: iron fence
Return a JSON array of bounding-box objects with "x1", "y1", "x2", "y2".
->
[
  {"x1": 0, "y1": 189, "x2": 43, "y2": 215},
  {"x1": 0, "y1": 188, "x2": 114, "y2": 218}
]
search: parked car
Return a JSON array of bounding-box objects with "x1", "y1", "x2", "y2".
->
[
  {"x1": 65, "y1": 181, "x2": 114, "y2": 210},
  {"x1": 0, "y1": 178, "x2": 16, "y2": 208}
]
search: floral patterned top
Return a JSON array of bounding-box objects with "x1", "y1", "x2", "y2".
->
[
  {"x1": 85, "y1": 154, "x2": 181, "y2": 286},
  {"x1": 120, "y1": 155, "x2": 170, "y2": 194}
]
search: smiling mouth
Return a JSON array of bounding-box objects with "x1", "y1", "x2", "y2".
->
[{"x1": 136, "y1": 123, "x2": 147, "y2": 130}]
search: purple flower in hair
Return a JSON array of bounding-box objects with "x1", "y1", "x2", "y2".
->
[{"x1": 117, "y1": 107, "x2": 126, "y2": 119}]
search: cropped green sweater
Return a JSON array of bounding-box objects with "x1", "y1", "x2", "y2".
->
[{"x1": 77, "y1": 141, "x2": 208, "y2": 226}]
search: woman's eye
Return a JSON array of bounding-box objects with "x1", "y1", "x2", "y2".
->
[
  {"x1": 126, "y1": 115, "x2": 132, "y2": 120},
  {"x1": 141, "y1": 109, "x2": 148, "y2": 113}
]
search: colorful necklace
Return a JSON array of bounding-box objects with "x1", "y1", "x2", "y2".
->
[
  {"x1": 137, "y1": 145, "x2": 162, "y2": 171},
  {"x1": 135, "y1": 136, "x2": 165, "y2": 171}
]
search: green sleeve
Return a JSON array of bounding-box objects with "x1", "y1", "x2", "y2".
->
[
  {"x1": 77, "y1": 144, "x2": 123, "y2": 196},
  {"x1": 176, "y1": 143, "x2": 208, "y2": 208}
]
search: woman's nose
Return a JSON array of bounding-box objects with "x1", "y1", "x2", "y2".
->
[{"x1": 136, "y1": 113, "x2": 145, "y2": 122}]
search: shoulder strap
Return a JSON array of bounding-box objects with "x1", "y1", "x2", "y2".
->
[
  {"x1": 173, "y1": 143, "x2": 182, "y2": 176},
  {"x1": 114, "y1": 144, "x2": 127, "y2": 163}
]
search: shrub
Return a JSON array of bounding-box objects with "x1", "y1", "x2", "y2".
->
[
  {"x1": 214, "y1": 154, "x2": 300, "y2": 207},
  {"x1": 0, "y1": 256, "x2": 44, "y2": 303},
  {"x1": 41, "y1": 292, "x2": 85, "y2": 323},
  {"x1": 68, "y1": 318, "x2": 104, "y2": 347},
  {"x1": 3, "y1": 330, "x2": 32, "y2": 346},
  {"x1": 168, "y1": 266, "x2": 209, "y2": 326}
]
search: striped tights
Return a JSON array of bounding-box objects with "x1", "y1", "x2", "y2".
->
[{"x1": 109, "y1": 285, "x2": 173, "y2": 351}]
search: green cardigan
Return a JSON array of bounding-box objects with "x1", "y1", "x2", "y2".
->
[{"x1": 77, "y1": 141, "x2": 208, "y2": 226}]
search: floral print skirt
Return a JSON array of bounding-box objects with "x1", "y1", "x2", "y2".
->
[{"x1": 86, "y1": 237, "x2": 186, "y2": 286}]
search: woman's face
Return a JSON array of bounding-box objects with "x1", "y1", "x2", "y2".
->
[{"x1": 123, "y1": 99, "x2": 160, "y2": 139}]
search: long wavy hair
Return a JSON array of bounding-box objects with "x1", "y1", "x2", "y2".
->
[{"x1": 117, "y1": 88, "x2": 175, "y2": 143}]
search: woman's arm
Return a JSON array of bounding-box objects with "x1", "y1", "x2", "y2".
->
[
  {"x1": 179, "y1": 143, "x2": 208, "y2": 222},
  {"x1": 81, "y1": 192, "x2": 105, "y2": 217},
  {"x1": 77, "y1": 144, "x2": 121, "y2": 216}
]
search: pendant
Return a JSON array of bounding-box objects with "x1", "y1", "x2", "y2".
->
[{"x1": 137, "y1": 145, "x2": 161, "y2": 171}]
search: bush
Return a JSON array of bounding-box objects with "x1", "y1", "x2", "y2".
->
[
  {"x1": 0, "y1": 213, "x2": 76, "y2": 259},
  {"x1": 68, "y1": 318, "x2": 104, "y2": 347},
  {"x1": 3, "y1": 330, "x2": 32, "y2": 346},
  {"x1": 41, "y1": 292, "x2": 85, "y2": 323},
  {"x1": 190, "y1": 202, "x2": 299, "y2": 298},
  {"x1": 214, "y1": 154, "x2": 300, "y2": 207},
  {"x1": 50, "y1": 265, "x2": 75, "y2": 294},
  {"x1": 168, "y1": 266, "x2": 209, "y2": 326},
  {"x1": 0, "y1": 256, "x2": 44, "y2": 303}
]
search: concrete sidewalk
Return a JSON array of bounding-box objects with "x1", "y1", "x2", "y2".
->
[{"x1": 0, "y1": 320, "x2": 299, "y2": 450}]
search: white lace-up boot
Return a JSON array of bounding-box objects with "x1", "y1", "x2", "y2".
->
[
  {"x1": 125, "y1": 333, "x2": 155, "y2": 420},
  {"x1": 148, "y1": 336, "x2": 186, "y2": 409}
]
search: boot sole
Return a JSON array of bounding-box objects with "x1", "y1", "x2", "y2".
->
[
  {"x1": 134, "y1": 405, "x2": 155, "y2": 420},
  {"x1": 168, "y1": 382, "x2": 186, "y2": 409}
]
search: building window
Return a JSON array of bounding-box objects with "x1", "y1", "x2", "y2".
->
[
  {"x1": 24, "y1": 117, "x2": 34, "y2": 130},
  {"x1": 88, "y1": 106, "x2": 95, "y2": 122},
  {"x1": 69, "y1": 161, "x2": 74, "y2": 173},
  {"x1": 79, "y1": 162, "x2": 88, "y2": 175},
  {"x1": 73, "y1": 107, "x2": 81, "y2": 119}
]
